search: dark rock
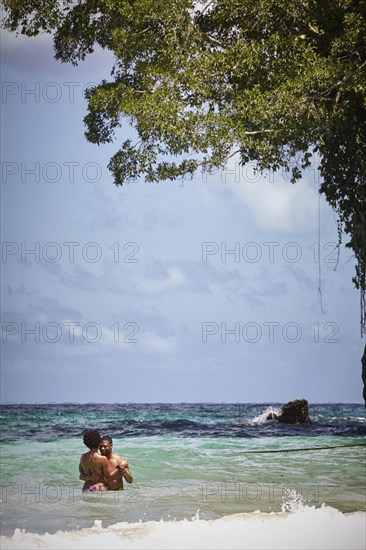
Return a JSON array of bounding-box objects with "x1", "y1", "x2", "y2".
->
[
  {"x1": 276, "y1": 398, "x2": 311, "y2": 424},
  {"x1": 266, "y1": 399, "x2": 311, "y2": 424}
]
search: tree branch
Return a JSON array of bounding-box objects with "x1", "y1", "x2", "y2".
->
[
  {"x1": 204, "y1": 33, "x2": 226, "y2": 48},
  {"x1": 308, "y1": 23, "x2": 324, "y2": 35},
  {"x1": 194, "y1": 1, "x2": 215, "y2": 21},
  {"x1": 225, "y1": 149, "x2": 241, "y2": 161},
  {"x1": 243, "y1": 130, "x2": 273, "y2": 135}
]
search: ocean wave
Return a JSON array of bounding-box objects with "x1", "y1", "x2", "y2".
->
[
  {"x1": 1, "y1": 403, "x2": 365, "y2": 440},
  {"x1": 1, "y1": 505, "x2": 365, "y2": 549},
  {"x1": 250, "y1": 406, "x2": 281, "y2": 424}
]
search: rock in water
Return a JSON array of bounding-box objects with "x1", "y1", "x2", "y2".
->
[
  {"x1": 266, "y1": 399, "x2": 311, "y2": 424},
  {"x1": 276, "y1": 398, "x2": 311, "y2": 424}
]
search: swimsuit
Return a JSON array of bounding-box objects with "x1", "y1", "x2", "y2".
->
[{"x1": 83, "y1": 486, "x2": 100, "y2": 492}]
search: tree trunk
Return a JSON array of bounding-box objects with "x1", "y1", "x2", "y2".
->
[{"x1": 362, "y1": 343, "x2": 366, "y2": 408}]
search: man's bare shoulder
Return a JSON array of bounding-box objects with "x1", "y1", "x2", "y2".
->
[
  {"x1": 112, "y1": 453, "x2": 128, "y2": 464},
  {"x1": 112, "y1": 453, "x2": 129, "y2": 468},
  {"x1": 111, "y1": 452, "x2": 122, "y2": 460}
]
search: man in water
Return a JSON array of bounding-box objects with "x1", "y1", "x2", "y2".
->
[
  {"x1": 79, "y1": 429, "x2": 125, "y2": 491},
  {"x1": 99, "y1": 435, "x2": 133, "y2": 490}
]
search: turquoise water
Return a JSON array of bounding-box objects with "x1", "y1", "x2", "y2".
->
[{"x1": 0, "y1": 403, "x2": 365, "y2": 536}]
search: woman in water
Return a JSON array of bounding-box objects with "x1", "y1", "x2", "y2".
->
[{"x1": 79, "y1": 429, "x2": 123, "y2": 492}]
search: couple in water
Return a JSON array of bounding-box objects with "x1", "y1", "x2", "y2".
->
[{"x1": 79, "y1": 429, "x2": 133, "y2": 492}]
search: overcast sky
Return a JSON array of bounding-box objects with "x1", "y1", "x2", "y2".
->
[{"x1": 1, "y1": 29, "x2": 363, "y2": 404}]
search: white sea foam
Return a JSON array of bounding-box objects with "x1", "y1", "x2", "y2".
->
[
  {"x1": 251, "y1": 406, "x2": 280, "y2": 424},
  {"x1": 1, "y1": 506, "x2": 365, "y2": 550}
]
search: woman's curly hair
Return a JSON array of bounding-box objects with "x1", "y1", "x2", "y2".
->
[{"x1": 83, "y1": 429, "x2": 101, "y2": 449}]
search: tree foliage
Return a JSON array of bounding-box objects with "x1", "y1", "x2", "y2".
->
[{"x1": 3, "y1": 0, "x2": 366, "y2": 329}]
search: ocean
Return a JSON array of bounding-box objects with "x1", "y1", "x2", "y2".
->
[{"x1": 0, "y1": 402, "x2": 365, "y2": 549}]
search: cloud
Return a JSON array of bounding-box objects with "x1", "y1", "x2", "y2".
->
[
  {"x1": 282, "y1": 264, "x2": 316, "y2": 290},
  {"x1": 200, "y1": 160, "x2": 319, "y2": 234},
  {"x1": 229, "y1": 178, "x2": 318, "y2": 233},
  {"x1": 141, "y1": 264, "x2": 187, "y2": 295},
  {"x1": 28, "y1": 295, "x2": 82, "y2": 321},
  {"x1": 141, "y1": 332, "x2": 178, "y2": 354},
  {"x1": 37, "y1": 254, "x2": 246, "y2": 299},
  {"x1": 6, "y1": 283, "x2": 32, "y2": 297}
]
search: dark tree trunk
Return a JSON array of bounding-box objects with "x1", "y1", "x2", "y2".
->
[{"x1": 362, "y1": 343, "x2": 366, "y2": 408}]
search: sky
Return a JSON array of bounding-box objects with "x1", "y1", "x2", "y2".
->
[{"x1": 0, "y1": 27, "x2": 364, "y2": 404}]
